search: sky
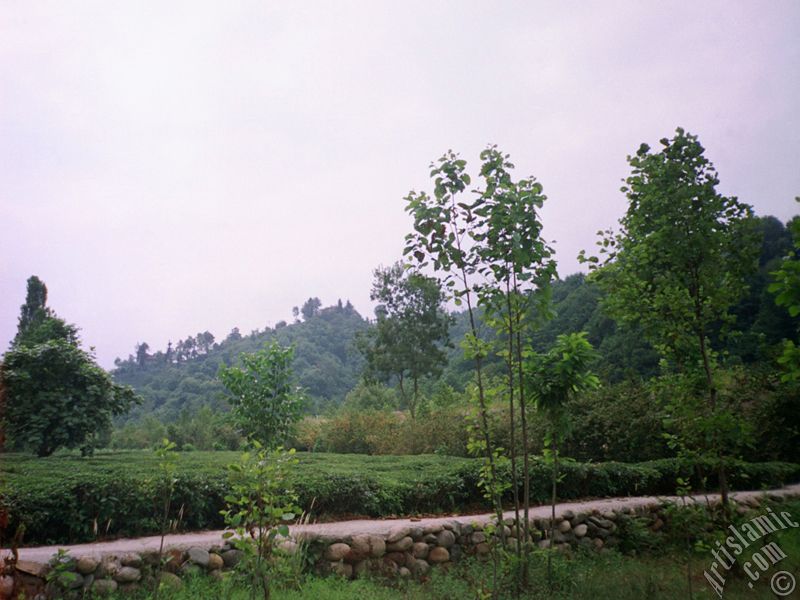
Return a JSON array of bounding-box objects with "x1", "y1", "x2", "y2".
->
[{"x1": 1, "y1": 1, "x2": 799, "y2": 368}]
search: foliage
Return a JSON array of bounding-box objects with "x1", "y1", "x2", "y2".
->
[
  {"x1": 340, "y1": 380, "x2": 399, "y2": 412},
  {"x1": 295, "y1": 408, "x2": 469, "y2": 457},
  {"x1": 1, "y1": 276, "x2": 139, "y2": 457},
  {"x1": 45, "y1": 548, "x2": 78, "y2": 596},
  {"x1": 525, "y1": 332, "x2": 598, "y2": 588},
  {"x1": 111, "y1": 407, "x2": 243, "y2": 451},
  {"x1": 526, "y1": 333, "x2": 600, "y2": 418},
  {"x1": 219, "y1": 342, "x2": 304, "y2": 448},
  {"x1": 2, "y1": 339, "x2": 139, "y2": 457},
  {"x1": 748, "y1": 375, "x2": 800, "y2": 463},
  {"x1": 3, "y1": 449, "x2": 797, "y2": 547},
  {"x1": 403, "y1": 147, "x2": 556, "y2": 588},
  {"x1": 769, "y1": 207, "x2": 800, "y2": 380},
  {"x1": 222, "y1": 443, "x2": 300, "y2": 600},
  {"x1": 113, "y1": 301, "x2": 367, "y2": 421},
  {"x1": 357, "y1": 262, "x2": 452, "y2": 417},
  {"x1": 582, "y1": 128, "x2": 759, "y2": 369},
  {"x1": 559, "y1": 380, "x2": 670, "y2": 462},
  {"x1": 467, "y1": 146, "x2": 557, "y2": 584},
  {"x1": 152, "y1": 438, "x2": 178, "y2": 600},
  {"x1": 300, "y1": 297, "x2": 322, "y2": 321},
  {"x1": 12, "y1": 276, "x2": 78, "y2": 348},
  {"x1": 581, "y1": 128, "x2": 760, "y2": 507},
  {"x1": 656, "y1": 371, "x2": 754, "y2": 487},
  {"x1": 108, "y1": 214, "x2": 795, "y2": 429}
]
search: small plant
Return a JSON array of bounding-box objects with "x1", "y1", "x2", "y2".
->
[
  {"x1": 660, "y1": 476, "x2": 716, "y2": 599},
  {"x1": 271, "y1": 508, "x2": 313, "y2": 591},
  {"x1": 221, "y1": 442, "x2": 300, "y2": 600},
  {"x1": 45, "y1": 548, "x2": 76, "y2": 598},
  {"x1": 525, "y1": 331, "x2": 599, "y2": 591},
  {"x1": 152, "y1": 437, "x2": 178, "y2": 600}
]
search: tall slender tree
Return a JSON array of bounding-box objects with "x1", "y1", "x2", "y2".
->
[
  {"x1": 405, "y1": 147, "x2": 557, "y2": 596},
  {"x1": 16, "y1": 276, "x2": 48, "y2": 340},
  {"x1": 581, "y1": 128, "x2": 759, "y2": 505},
  {"x1": 472, "y1": 146, "x2": 556, "y2": 586},
  {"x1": 405, "y1": 151, "x2": 505, "y2": 597}
]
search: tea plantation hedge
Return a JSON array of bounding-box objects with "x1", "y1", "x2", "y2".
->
[{"x1": 2, "y1": 451, "x2": 798, "y2": 546}]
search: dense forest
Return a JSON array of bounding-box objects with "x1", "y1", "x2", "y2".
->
[
  {"x1": 112, "y1": 298, "x2": 368, "y2": 420},
  {"x1": 112, "y1": 215, "x2": 796, "y2": 422}
]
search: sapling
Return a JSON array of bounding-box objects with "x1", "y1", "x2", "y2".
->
[
  {"x1": 221, "y1": 442, "x2": 300, "y2": 600},
  {"x1": 152, "y1": 437, "x2": 178, "y2": 600}
]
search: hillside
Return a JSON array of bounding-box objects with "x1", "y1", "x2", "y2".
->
[
  {"x1": 113, "y1": 216, "x2": 797, "y2": 422},
  {"x1": 113, "y1": 300, "x2": 369, "y2": 420}
]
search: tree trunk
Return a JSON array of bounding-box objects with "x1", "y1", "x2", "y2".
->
[
  {"x1": 411, "y1": 375, "x2": 418, "y2": 420},
  {"x1": 462, "y1": 271, "x2": 504, "y2": 529},
  {"x1": 516, "y1": 323, "x2": 531, "y2": 585},
  {"x1": 698, "y1": 329, "x2": 728, "y2": 508},
  {"x1": 505, "y1": 288, "x2": 522, "y2": 594},
  {"x1": 547, "y1": 433, "x2": 558, "y2": 591}
]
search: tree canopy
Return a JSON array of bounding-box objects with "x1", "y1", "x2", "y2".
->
[
  {"x1": 2, "y1": 276, "x2": 139, "y2": 456},
  {"x1": 582, "y1": 128, "x2": 759, "y2": 371},
  {"x1": 218, "y1": 341, "x2": 304, "y2": 447},
  {"x1": 357, "y1": 263, "x2": 451, "y2": 417},
  {"x1": 581, "y1": 128, "x2": 761, "y2": 505}
]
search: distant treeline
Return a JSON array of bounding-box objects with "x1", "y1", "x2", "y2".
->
[
  {"x1": 112, "y1": 215, "x2": 796, "y2": 422},
  {"x1": 113, "y1": 298, "x2": 367, "y2": 420}
]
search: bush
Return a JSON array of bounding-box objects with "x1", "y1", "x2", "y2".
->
[
  {"x1": 2, "y1": 450, "x2": 798, "y2": 546},
  {"x1": 299, "y1": 408, "x2": 469, "y2": 456}
]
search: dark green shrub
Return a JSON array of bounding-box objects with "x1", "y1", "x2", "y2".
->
[{"x1": 3, "y1": 451, "x2": 798, "y2": 546}]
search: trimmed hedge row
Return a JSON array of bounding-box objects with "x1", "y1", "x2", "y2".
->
[{"x1": 2, "y1": 451, "x2": 798, "y2": 546}]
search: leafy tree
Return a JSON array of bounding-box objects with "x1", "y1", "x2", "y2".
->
[
  {"x1": 16, "y1": 275, "x2": 48, "y2": 338},
  {"x1": 152, "y1": 438, "x2": 178, "y2": 600},
  {"x1": 525, "y1": 332, "x2": 598, "y2": 589},
  {"x1": 13, "y1": 276, "x2": 78, "y2": 348},
  {"x1": 581, "y1": 128, "x2": 759, "y2": 505},
  {"x1": 2, "y1": 340, "x2": 139, "y2": 456},
  {"x1": 197, "y1": 331, "x2": 214, "y2": 354},
  {"x1": 769, "y1": 206, "x2": 800, "y2": 380},
  {"x1": 135, "y1": 342, "x2": 150, "y2": 367},
  {"x1": 406, "y1": 149, "x2": 559, "y2": 593},
  {"x1": 300, "y1": 297, "x2": 321, "y2": 321},
  {"x1": 219, "y1": 341, "x2": 304, "y2": 448},
  {"x1": 1, "y1": 277, "x2": 139, "y2": 456},
  {"x1": 404, "y1": 151, "x2": 506, "y2": 541},
  {"x1": 357, "y1": 262, "x2": 451, "y2": 418},
  {"x1": 472, "y1": 147, "x2": 556, "y2": 581},
  {"x1": 342, "y1": 380, "x2": 399, "y2": 412}
]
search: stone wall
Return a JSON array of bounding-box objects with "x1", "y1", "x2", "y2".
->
[{"x1": 2, "y1": 492, "x2": 791, "y2": 599}]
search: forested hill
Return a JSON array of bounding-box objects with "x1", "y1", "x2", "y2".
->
[
  {"x1": 114, "y1": 215, "x2": 796, "y2": 423},
  {"x1": 441, "y1": 216, "x2": 796, "y2": 387},
  {"x1": 112, "y1": 300, "x2": 369, "y2": 421}
]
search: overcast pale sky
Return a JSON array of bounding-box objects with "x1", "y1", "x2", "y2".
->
[{"x1": 2, "y1": 1, "x2": 798, "y2": 368}]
